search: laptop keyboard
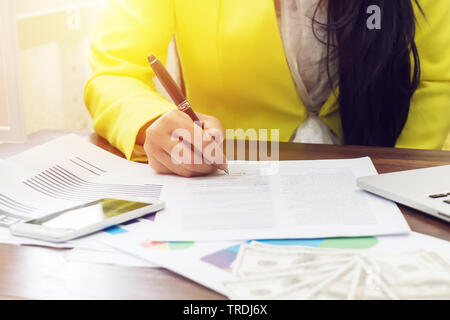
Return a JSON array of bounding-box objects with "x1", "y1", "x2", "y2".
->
[
  {"x1": 429, "y1": 193, "x2": 450, "y2": 204},
  {"x1": 429, "y1": 193, "x2": 448, "y2": 198}
]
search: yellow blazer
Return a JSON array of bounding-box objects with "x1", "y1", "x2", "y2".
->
[{"x1": 85, "y1": 0, "x2": 450, "y2": 160}]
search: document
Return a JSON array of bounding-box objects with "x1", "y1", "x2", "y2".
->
[{"x1": 149, "y1": 158, "x2": 410, "y2": 241}]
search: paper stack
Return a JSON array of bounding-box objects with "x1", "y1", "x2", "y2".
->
[{"x1": 224, "y1": 242, "x2": 450, "y2": 300}]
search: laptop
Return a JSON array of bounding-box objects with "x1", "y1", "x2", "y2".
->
[{"x1": 357, "y1": 165, "x2": 450, "y2": 222}]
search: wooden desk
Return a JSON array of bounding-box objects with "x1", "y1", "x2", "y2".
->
[{"x1": 0, "y1": 131, "x2": 449, "y2": 300}]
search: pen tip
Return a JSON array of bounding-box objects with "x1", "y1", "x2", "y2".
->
[{"x1": 224, "y1": 169, "x2": 230, "y2": 175}]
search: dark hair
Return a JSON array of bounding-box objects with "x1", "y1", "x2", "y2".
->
[{"x1": 312, "y1": 0, "x2": 423, "y2": 146}]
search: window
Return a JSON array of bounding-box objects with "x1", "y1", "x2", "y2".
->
[
  {"x1": 15, "y1": 0, "x2": 106, "y2": 135},
  {"x1": 0, "y1": 0, "x2": 25, "y2": 142}
]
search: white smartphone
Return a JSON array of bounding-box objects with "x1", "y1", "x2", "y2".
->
[{"x1": 9, "y1": 197, "x2": 164, "y2": 242}]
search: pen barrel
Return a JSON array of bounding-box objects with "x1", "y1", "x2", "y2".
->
[
  {"x1": 150, "y1": 59, "x2": 186, "y2": 106},
  {"x1": 149, "y1": 56, "x2": 200, "y2": 123},
  {"x1": 149, "y1": 55, "x2": 227, "y2": 172}
]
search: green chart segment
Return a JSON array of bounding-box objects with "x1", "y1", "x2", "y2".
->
[{"x1": 316, "y1": 237, "x2": 379, "y2": 249}]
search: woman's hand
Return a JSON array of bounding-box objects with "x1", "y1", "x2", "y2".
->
[{"x1": 143, "y1": 110, "x2": 228, "y2": 177}]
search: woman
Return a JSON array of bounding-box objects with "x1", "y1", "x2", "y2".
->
[{"x1": 85, "y1": 0, "x2": 450, "y2": 177}]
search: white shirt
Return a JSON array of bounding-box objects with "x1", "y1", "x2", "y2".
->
[{"x1": 278, "y1": 0, "x2": 341, "y2": 144}]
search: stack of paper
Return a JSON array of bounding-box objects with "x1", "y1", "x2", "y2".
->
[
  {"x1": 225, "y1": 242, "x2": 450, "y2": 299},
  {"x1": 1, "y1": 134, "x2": 448, "y2": 298},
  {"x1": 0, "y1": 134, "x2": 411, "y2": 246},
  {"x1": 100, "y1": 216, "x2": 450, "y2": 298}
]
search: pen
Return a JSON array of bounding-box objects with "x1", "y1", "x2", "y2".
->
[{"x1": 147, "y1": 54, "x2": 229, "y2": 174}]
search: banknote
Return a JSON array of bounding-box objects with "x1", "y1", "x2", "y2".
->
[
  {"x1": 362, "y1": 250, "x2": 450, "y2": 285},
  {"x1": 352, "y1": 258, "x2": 399, "y2": 300},
  {"x1": 391, "y1": 278, "x2": 450, "y2": 299},
  {"x1": 268, "y1": 260, "x2": 358, "y2": 300},
  {"x1": 360, "y1": 251, "x2": 450, "y2": 299},
  {"x1": 223, "y1": 267, "x2": 337, "y2": 299},
  {"x1": 239, "y1": 259, "x2": 350, "y2": 278},
  {"x1": 303, "y1": 260, "x2": 360, "y2": 300},
  {"x1": 224, "y1": 270, "x2": 335, "y2": 299},
  {"x1": 233, "y1": 245, "x2": 355, "y2": 276}
]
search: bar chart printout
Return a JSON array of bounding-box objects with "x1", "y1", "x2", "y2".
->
[{"x1": 0, "y1": 135, "x2": 165, "y2": 227}]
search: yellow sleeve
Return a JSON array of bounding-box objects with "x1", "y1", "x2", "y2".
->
[
  {"x1": 84, "y1": 0, "x2": 176, "y2": 161},
  {"x1": 444, "y1": 135, "x2": 450, "y2": 151},
  {"x1": 396, "y1": 0, "x2": 450, "y2": 150}
]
